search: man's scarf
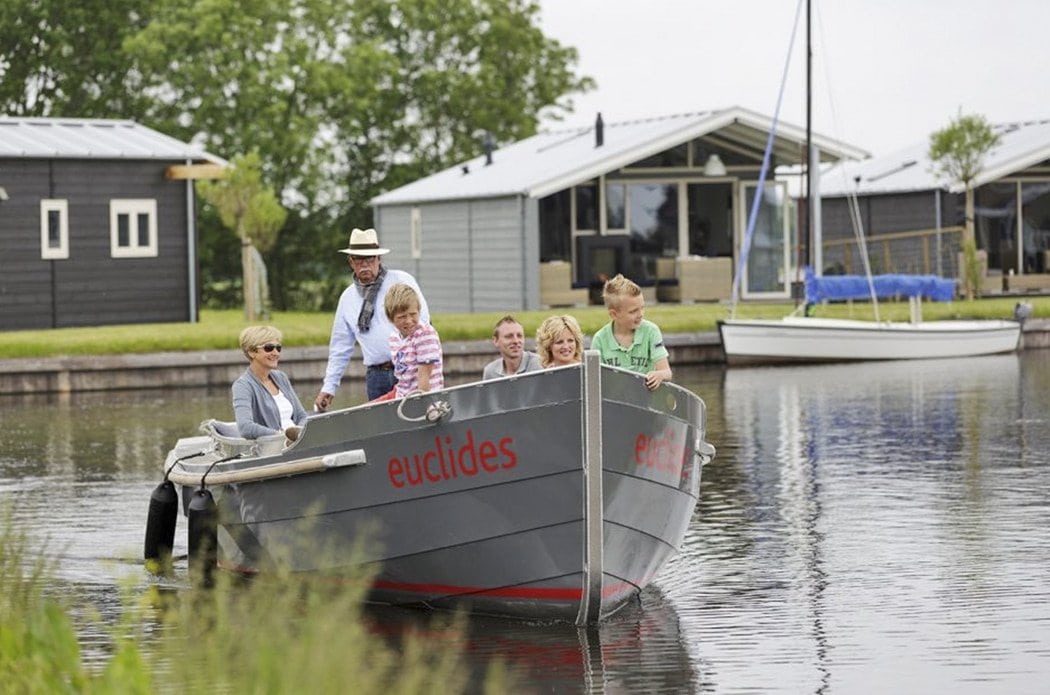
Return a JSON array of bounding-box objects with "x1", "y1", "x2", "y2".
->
[{"x1": 354, "y1": 265, "x2": 387, "y2": 333}]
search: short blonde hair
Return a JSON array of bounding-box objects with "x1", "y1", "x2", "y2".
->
[
  {"x1": 384, "y1": 283, "x2": 420, "y2": 321},
  {"x1": 601, "y1": 273, "x2": 641, "y2": 309},
  {"x1": 535, "y1": 315, "x2": 584, "y2": 367},
  {"x1": 239, "y1": 325, "x2": 282, "y2": 358},
  {"x1": 492, "y1": 315, "x2": 521, "y2": 338}
]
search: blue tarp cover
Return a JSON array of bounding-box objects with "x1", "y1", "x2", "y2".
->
[{"x1": 804, "y1": 267, "x2": 957, "y2": 303}]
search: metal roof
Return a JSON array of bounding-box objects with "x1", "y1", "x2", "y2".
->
[
  {"x1": 0, "y1": 117, "x2": 224, "y2": 163},
  {"x1": 371, "y1": 106, "x2": 868, "y2": 206},
  {"x1": 819, "y1": 119, "x2": 1050, "y2": 197}
]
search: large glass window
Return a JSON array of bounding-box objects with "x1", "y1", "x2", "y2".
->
[
  {"x1": 974, "y1": 183, "x2": 1017, "y2": 274},
  {"x1": 574, "y1": 183, "x2": 598, "y2": 231},
  {"x1": 1021, "y1": 182, "x2": 1050, "y2": 273},
  {"x1": 628, "y1": 183, "x2": 678, "y2": 280},
  {"x1": 40, "y1": 199, "x2": 69, "y2": 260},
  {"x1": 631, "y1": 144, "x2": 688, "y2": 168},
  {"x1": 539, "y1": 189, "x2": 571, "y2": 261},
  {"x1": 692, "y1": 141, "x2": 756, "y2": 168},
  {"x1": 687, "y1": 183, "x2": 733, "y2": 256},
  {"x1": 110, "y1": 199, "x2": 157, "y2": 258},
  {"x1": 605, "y1": 183, "x2": 625, "y2": 229},
  {"x1": 742, "y1": 182, "x2": 789, "y2": 296}
]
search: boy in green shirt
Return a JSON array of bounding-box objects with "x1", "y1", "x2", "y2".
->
[{"x1": 590, "y1": 274, "x2": 672, "y2": 391}]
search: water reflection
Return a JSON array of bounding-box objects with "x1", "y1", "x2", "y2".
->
[
  {"x1": 675, "y1": 352, "x2": 1050, "y2": 693},
  {"x1": 3, "y1": 352, "x2": 1050, "y2": 693},
  {"x1": 367, "y1": 586, "x2": 698, "y2": 694}
]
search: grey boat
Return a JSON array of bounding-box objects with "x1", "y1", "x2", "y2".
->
[{"x1": 161, "y1": 351, "x2": 715, "y2": 624}]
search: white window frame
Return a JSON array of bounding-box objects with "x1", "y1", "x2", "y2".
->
[
  {"x1": 110, "y1": 199, "x2": 158, "y2": 258},
  {"x1": 40, "y1": 199, "x2": 69, "y2": 260}
]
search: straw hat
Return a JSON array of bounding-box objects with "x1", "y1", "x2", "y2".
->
[{"x1": 338, "y1": 228, "x2": 390, "y2": 256}]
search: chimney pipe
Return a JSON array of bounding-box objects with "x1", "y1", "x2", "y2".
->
[
  {"x1": 595, "y1": 113, "x2": 604, "y2": 147},
  {"x1": 483, "y1": 131, "x2": 495, "y2": 165}
]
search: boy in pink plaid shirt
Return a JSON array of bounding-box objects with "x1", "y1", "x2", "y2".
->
[{"x1": 382, "y1": 283, "x2": 444, "y2": 399}]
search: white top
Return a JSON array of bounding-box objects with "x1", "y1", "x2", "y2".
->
[{"x1": 271, "y1": 391, "x2": 295, "y2": 430}]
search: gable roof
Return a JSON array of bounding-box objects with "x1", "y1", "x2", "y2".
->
[
  {"x1": 819, "y1": 119, "x2": 1050, "y2": 197},
  {"x1": 0, "y1": 117, "x2": 224, "y2": 163},
  {"x1": 372, "y1": 106, "x2": 868, "y2": 206}
]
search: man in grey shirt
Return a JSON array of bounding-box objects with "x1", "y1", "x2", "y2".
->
[{"x1": 482, "y1": 315, "x2": 542, "y2": 380}]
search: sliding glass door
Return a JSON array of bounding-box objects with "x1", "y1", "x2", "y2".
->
[{"x1": 739, "y1": 181, "x2": 791, "y2": 298}]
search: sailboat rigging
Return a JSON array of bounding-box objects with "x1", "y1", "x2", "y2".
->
[{"x1": 718, "y1": 0, "x2": 1021, "y2": 365}]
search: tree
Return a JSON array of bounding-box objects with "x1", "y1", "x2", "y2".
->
[
  {"x1": 124, "y1": 0, "x2": 593, "y2": 309},
  {"x1": 0, "y1": 0, "x2": 152, "y2": 117},
  {"x1": 4, "y1": 0, "x2": 593, "y2": 311},
  {"x1": 198, "y1": 153, "x2": 288, "y2": 320},
  {"x1": 928, "y1": 112, "x2": 1001, "y2": 299}
]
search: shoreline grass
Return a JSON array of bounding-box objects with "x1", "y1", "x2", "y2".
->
[
  {"x1": 0, "y1": 507, "x2": 504, "y2": 693},
  {"x1": 0, "y1": 297, "x2": 1044, "y2": 359}
]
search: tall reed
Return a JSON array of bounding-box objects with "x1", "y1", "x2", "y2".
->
[{"x1": 0, "y1": 507, "x2": 508, "y2": 693}]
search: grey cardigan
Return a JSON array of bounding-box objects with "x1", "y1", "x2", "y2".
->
[{"x1": 232, "y1": 368, "x2": 308, "y2": 439}]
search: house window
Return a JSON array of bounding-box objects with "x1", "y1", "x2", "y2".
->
[
  {"x1": 628, "y1": 183, "x2": 678, "y2": 279},
  {"x1": 110, "y1": 199, "x2": 158, "y2": 258},
  {"x1": 630, "y1": 144, "x2": 688, "y2": 169},
  {"x1": 40, "y1": 199, "x2": 69, "y2": 260},
  {"x1": 574, "y1": 182, "x2": 598, "y2": 231},
  {"x1": 539, "y1": 190, "x2": 571, "y2": 261},
  {"x1": 605, "y1": 183, "x2": 626, "y2": 230}
]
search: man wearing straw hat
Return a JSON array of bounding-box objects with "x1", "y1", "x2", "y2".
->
[{"x1": 314, "y1": 227, "x2": 431, "y2": 408}]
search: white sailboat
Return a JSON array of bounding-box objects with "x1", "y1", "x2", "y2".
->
[
  {"x1": 718, "y1": 314, "x2": 1021, "y2": 366},
  {"x1": 718, "y1": 0, "x2": 1022, "y2": 366}
]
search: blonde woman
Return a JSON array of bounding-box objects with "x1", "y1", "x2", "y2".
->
[
  {"x1": 536, "y1": 315, "x2": 584, "y2": 368},
  {"x1": 232, "y1": 325, "x2": 308, "y2": 441}
]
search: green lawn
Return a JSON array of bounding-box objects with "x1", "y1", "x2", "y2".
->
[{"x1": 0, "y1": 297, "x2": 1044, "y2": 359}]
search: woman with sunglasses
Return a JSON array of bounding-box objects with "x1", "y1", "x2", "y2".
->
[{"x1": 232, "y1": 325, "x2": 308, "y2": 441}]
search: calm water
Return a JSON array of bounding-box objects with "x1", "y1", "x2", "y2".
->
[{"x1": 2, "y1": 352, "x2": 1049, "y2": 693}]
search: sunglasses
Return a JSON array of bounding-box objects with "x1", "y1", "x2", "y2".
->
[{"x1": 257, "y1": 343, "x2": 282, "y2": 353}]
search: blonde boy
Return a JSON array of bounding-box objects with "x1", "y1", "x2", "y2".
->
[
  {"x1": 383, "y1": 283, "x2": 444, "y2": 398},
  {"x1": 590, "y1": 274, "x2": 671, "y2": 391}
]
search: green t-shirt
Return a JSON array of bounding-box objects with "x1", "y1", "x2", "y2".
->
[{"x1": 590, "y1": 319, "x2": 669, "y2": 374}]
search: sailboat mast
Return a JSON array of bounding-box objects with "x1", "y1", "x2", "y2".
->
[{"x1": 803, "y1": 0, "x2": 812, "y2": 275}]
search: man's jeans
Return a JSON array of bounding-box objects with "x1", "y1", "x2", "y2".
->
[{"x1": 365, "y1": 367, "x2": 396, "y2": 400}]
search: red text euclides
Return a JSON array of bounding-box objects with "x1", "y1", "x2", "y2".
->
[{"x1": 388, "y1": 429, "x2": 517, "y2": 488}]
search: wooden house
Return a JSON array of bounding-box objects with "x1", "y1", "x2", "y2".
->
[
  {"x1": 818, "y1": 120, "x2": 1050, "y2": 294},
  {"x1": 370, "y1": 108, "x2": 866, "y2": 312},
  {"x1": 0, "y1": 117, "x2": 223, "y2": 330}
]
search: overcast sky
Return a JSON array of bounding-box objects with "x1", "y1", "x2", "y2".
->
[{"x1": 537, "y1": 0, "x2": 1050, "y2": 157}]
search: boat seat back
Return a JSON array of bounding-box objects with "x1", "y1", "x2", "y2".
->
[{"x1": 199, "y1": 419, "x2": 285, "y2": 458}]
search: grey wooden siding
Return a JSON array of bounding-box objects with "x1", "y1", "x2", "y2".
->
[
  {"x1": 0, "y1": 158, "x2": 192, "y2": 329},
  {"x1": 375, "y1": 195, "x2": 540, "y2": 314},
  {"x1": 0, "y1": 160, "x2": 53, "y2": 328}
]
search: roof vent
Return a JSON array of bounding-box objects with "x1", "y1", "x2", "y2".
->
[
  {"x1": 483, "y1": 131, "x2": 495, "y2": 165},
  {"x1": 595, "y1": 113, "x2": 604, "y2": 148}
]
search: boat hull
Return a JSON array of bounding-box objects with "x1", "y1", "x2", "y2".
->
[
  {"x1": 163, "y1": 353, "x2": 710, "y2": 623},
  {"x1": 718, "y1": 316, "x2": 1022, "y2": 365}
]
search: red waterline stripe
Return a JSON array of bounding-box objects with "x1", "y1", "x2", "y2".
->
[
  {"x1": 372, "y1": 579, "x2": 582, "y2": 600},
  {"x1": 218, "y1": 561, "x2": 644, "y2": 602}
]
